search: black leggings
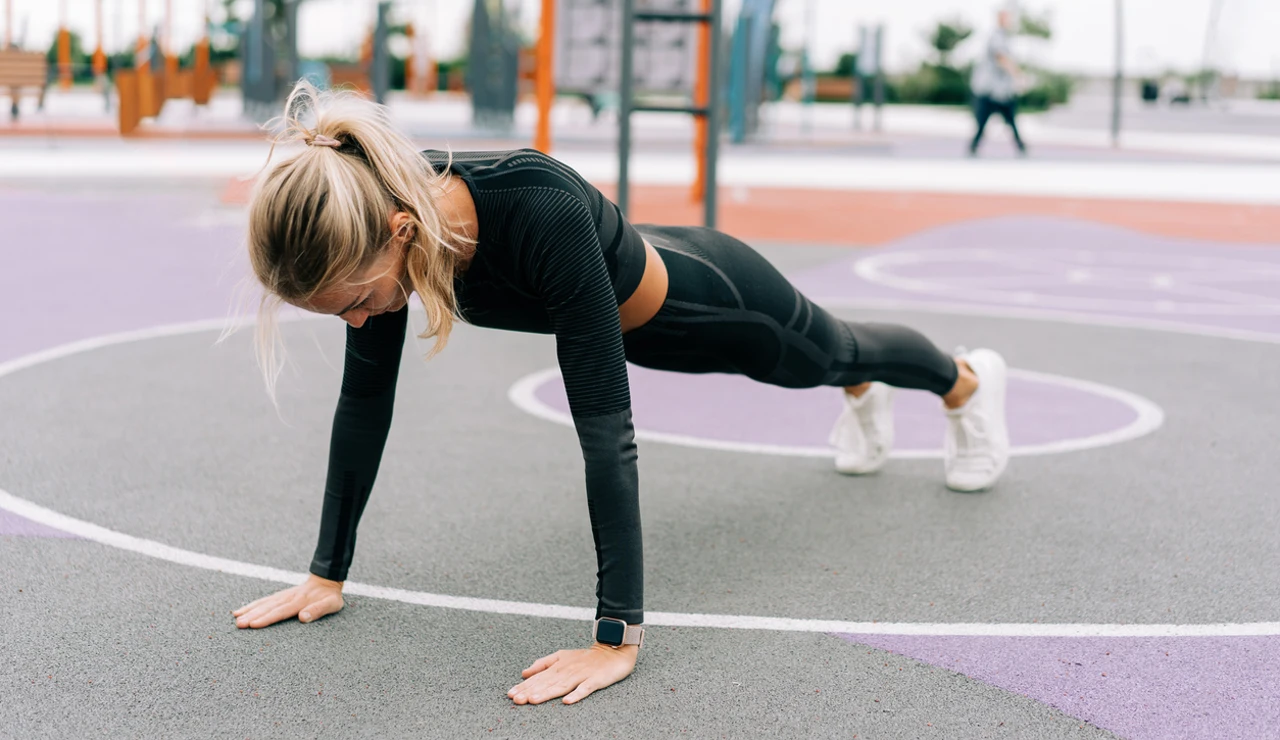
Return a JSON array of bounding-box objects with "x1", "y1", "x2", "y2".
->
[
  {"x1": 623, "y1": 225, "x2": 959, "y2": 396},
  {"x1": 970, "y1": 95, "x2": 1026, "y2": 153}
]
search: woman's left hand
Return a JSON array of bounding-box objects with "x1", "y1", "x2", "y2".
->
[{"x1": 508, "y1": 643, "x2": 639, "y2": 705}]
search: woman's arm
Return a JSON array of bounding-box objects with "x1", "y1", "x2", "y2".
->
[
  {"x1": 233, "y1": 307, "x2": 408, "y2": 629},
  {"x1": 507, "y1": 191, "x2": 644, "y2": 703},
  {"x1": 310, "y1": 306, "x2": 408, "y2": 581}
]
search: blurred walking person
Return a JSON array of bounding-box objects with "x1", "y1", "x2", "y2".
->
[{"x1": 969, "y1": 7, "x2": 1026, "y2": 156}]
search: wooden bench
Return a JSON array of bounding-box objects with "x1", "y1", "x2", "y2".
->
[{"x1": 0, "y1": 49, "x2": 49, "y2": 120}]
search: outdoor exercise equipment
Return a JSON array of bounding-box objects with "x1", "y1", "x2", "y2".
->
[
  {"x1": 852, "y1": 23, "x2": 884, "y2": 132},
  {"x1": 115, "y1": 0, "x2": 216, "y2": 134},
  {"x1": 618, "y1": 0, "x2": 722, "y2": 227},
  {"x1": 726, "y1": 0, "x2": 776, "y2": 143},
  {"x1": 536, "y1": 0, "x2": 721, "y2": 225},
  {"x1": 325, "y1": 2, "x2": 393, "y2": 104},
  {"x1": 469, "y1": 0, "x2": 521, "y2": 131}
]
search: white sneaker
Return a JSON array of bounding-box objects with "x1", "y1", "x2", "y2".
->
[
  {"x1": 944, "y1": 348, "x2": 1010, "y2": 492},
  {"x1": 829, "y1": 382, "x2": 896, "y2": 475}
]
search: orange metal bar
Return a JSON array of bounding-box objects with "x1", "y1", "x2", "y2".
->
[
  {"x1": 193, "y1": 30, "x2": 211, "y2": 103},
  {"x1": 534, "y1": 0, "x2": 555, "y2": 153},
  {"x1": 404, "y1": 23, "x2": 416, "y2": 92},
  {"x1": 691, "y1": 0, "x2": 711, "y2": 203},
  {"x1": 93, "y1": 0, "x2": 107, "y2": 76},
  {"x1": 3, "y1": 0, "x2": 11, "y2": 49},
  {"x1": 58, "y1": 30, "x2": 73, "y2": 88}
]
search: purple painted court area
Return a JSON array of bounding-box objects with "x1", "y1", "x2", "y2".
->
[
  {"x1": 0, "y1": 191, "x2": 249, "y2": 541},
  {"x1": 533, "y1": 366, "x2": 1138, "y2": 452},
  {"x1": 0, "y1": 509, "x2": 76, "y2": 538},
  {"x1": 789, "y1": 216, "x2": 1280, "y2": 338},
  {"x1": 836, "y1": 633, "x2": 1280, "y2": 740}
]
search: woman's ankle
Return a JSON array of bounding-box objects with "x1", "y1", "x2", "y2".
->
[
  {"x1": 844, "y1": 382, "x2": 873, "y2": 399},
  {"x1": 942, "y1": 359, "x2": 979, "y2": 409}
]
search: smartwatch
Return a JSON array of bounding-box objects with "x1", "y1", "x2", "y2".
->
[{"x1": 593, "y1": 617, "x2": 645, "y2": 648}]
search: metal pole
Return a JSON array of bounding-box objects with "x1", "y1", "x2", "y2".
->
[
  {"x1": 1111, "y1": 0, "x2": 1123, "y2": 147},
  {"x1": 534, "y1": 0, "x2": 555, "y2": 153},
  {"x1": 800, "y1": 0, "x2": 815, "y2": 135},
  {"x1": 704, "y1": 0, "x2": 721, "y2": 228},
  {"x1": 1200, "y1": 0, "x2": 1226, "y2": 102},
  {"x1": 93, "y1": 0, "x2": 106, "y2": 75},
  {"x1": 372, "y1": 1, "x2": 390, "y2": 104},
  {"x1": 872, "y1": 25, "x2": 884, "y2": 132},
  {"x1": 693, "y1": 0, "x2": 712, "y2": 199},
  {"x1": 137, "y1": 0, "x2": 148, "y2": 70},
  {"x1": 58, "y1": 0, "x2": 72, "y2": 89},
  {"x1": 4, "y1": 0, "x2": 11, "y2": 49},
  {"x1": 617, "y1": 0, "x2": 635, "y2": 218}
]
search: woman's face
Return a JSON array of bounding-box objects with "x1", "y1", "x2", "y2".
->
[{"x1": 301, "y1": 212, "x2": 414, "y2": 329}]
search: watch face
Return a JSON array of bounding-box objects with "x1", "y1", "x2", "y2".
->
[{"x1": 595, "y1": 618, "x2": 626, "y2": 646}]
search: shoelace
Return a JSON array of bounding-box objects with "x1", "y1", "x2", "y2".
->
[{"x1": 947, "y1": 408, "x2": 995, "y2": 473}]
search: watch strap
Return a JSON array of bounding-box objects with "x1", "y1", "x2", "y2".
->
[
  {"x1": 621, "y1": 624, "x2": 645, "y2": 648},
  {"x1": 593, "y1": 618, "x2": 645, "y2": 648}
]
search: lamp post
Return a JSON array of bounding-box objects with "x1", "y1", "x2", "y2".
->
[{"x1": 1110, "y1": 0, "x2": 1123, "y2": 147}]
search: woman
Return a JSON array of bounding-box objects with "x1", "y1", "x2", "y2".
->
[{"x1": 231, "y1": 82, "x2": 1010, "y2": 706}]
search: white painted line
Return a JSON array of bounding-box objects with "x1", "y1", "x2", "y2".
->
[
  {"x1": 816, "y1": 297, "x2": 1280, "y2": 346},
  {"x1": 0, "y1": 299, "x2": 1272, "y2": 638},
  {"x1": 853, "y1": 249, "x2": 1280, "y2": 316},
  {"x1": 509, "y1": 367, "x2": 1164, "y2": 459},
  {"x1": 2, "y1": 487, "x2": 1277, "y2": 637}
]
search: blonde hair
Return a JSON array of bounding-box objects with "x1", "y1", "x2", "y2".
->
[{"x1": 243, "y1": 80, "x2": 472, "y2": 400}]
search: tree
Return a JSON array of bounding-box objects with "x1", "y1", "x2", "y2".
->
[
  {"x1": 45, "y1": 30, "x2": 94, "y2": 82},
  {"x1": 832, "y1": 52, "x2": 858, "y2": 77},
  {"x1": 1018, "y1": 11, "x2": 1053, "y2": 40},
  {"x1": 926, "y1": 19, "x2": 972, "y2": 68}
]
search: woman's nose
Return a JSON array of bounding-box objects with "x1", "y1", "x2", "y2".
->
[{"x1": 343, "y1": 310, "x2": 369, "y2": 329}]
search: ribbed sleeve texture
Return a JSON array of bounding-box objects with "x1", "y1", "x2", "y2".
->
[
  {"x1": 309, "y1": 306, "x2": 407, "y2": 582},
  {"x1": 310, "y1": 149, "x2": 646, "y2": 623}
]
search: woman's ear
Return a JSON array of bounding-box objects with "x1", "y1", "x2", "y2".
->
[{"x1": 389, "y1": 211, "x2": 416, "y2": 245}]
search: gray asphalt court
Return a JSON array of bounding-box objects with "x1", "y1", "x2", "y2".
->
[{"x1": 3, "y1": 185, "x2": 1280, "y2": 739}]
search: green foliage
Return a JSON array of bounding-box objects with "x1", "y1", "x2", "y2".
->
[
  {"x1": 926, "y1": 20, "x2": 972, "y2": 67},
  {"x1": 1017, "y1": 12, "x2": 1053, "y2": 40},
  {"x1": 1257, "y1": 81, "x2": 1280, "y2": 101},
  {"x1": 888, "y1": 14, "x2": 1071, "y2": 110},
  {"x1": 44, "y1": 30, "x2": 97, "y2": 82},
  {"x1": 108, "y1": 50, "x2": 136, "y2": 72},
  {"x1": 1018, "y1": 67, "x2": 1074, "y2": 110},
  {"x1": 894, "y1": 62, "x2": 972, "y2": 105},
  {"x1": 832, "y1": 53, "x2": 858, "y2": 78}
]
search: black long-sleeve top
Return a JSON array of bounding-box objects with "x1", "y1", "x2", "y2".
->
[{"x1": 309, "y1": 149, "x2": 650, "y2": 625}]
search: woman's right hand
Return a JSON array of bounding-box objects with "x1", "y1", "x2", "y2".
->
[{"x1": 232, "y1": 574, "x2": 345, "y2": 629}]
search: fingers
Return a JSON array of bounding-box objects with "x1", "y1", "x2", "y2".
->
[
  {"x1": 231, "y1": 593, "x2": 277, "y2": 617},
  {"x1": 561, "y1": 681, "x2": 597, "y2": 705},
  {"x1": 234, "y1": 592, "x2": 300, "y2": 629},
  {"x1": 520, "y1": 651, "x2": 562, "y2": 678},
  {"x1": 509, "y1": 676, "x2": 579, "y2": 705},
  {"x1": 298, "y1": 593, "x2": 343, "y2": 624},
  {"x1": 243, "y1": 601, "x2": 300, "y2": 629},
  {"x1": 510, "y1": 645, "x2": 637, "y2": 706},
  {"x1": 233, "y1": 583, "x2": 344, "y2": 629}
]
